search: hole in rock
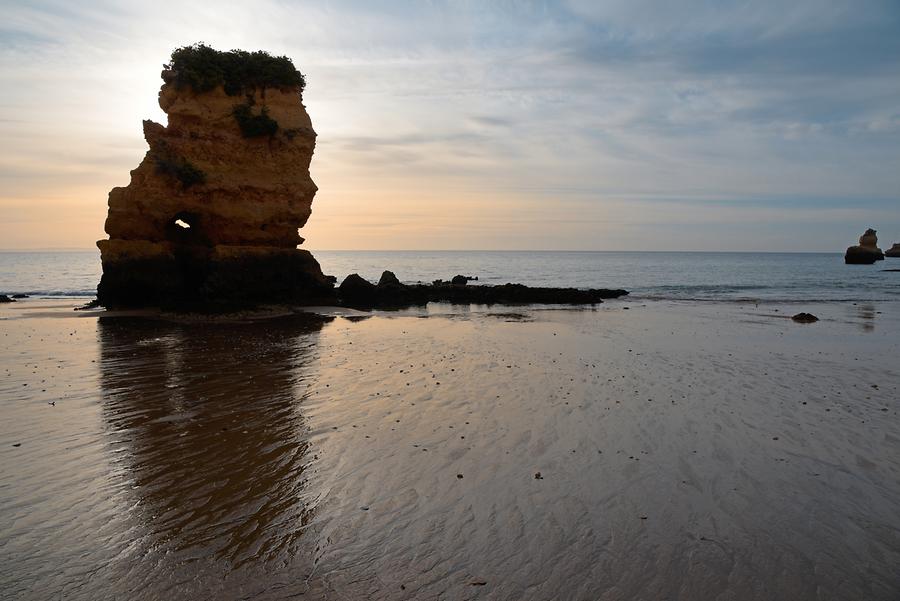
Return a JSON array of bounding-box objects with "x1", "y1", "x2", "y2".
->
[{"x1": 164, "y1": 211, "x2": 210, "y2": 247}]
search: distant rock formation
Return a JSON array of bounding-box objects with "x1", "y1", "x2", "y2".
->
[
  {"x1": 96, "y1": 45, "x2": 334, "y2": 308},
  {"x1": 886, "y1": 243, "x2": 900, "y2": 258},
  {"x1": 845, "y1": 228, "x2": 885, "y2": 264}
]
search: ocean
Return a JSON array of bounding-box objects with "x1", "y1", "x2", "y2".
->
[{"x1": 1, "y1": 250, "x2": 899, "y2": 304}]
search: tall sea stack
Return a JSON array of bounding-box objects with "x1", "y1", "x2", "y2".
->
[{"x1": 97, "y1": 45, "x2": 334, "y2": 308}]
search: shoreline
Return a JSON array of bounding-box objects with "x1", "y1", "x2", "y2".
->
[{"x1": 3, "y1": 295, "x2": 898, "y2": 325}]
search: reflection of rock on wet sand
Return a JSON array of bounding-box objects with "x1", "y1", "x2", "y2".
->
[
  {"x1": 857, "y1": 303, "x2": 876, "y2": 332},
  {"x1": 97, "y1": 314, "x2": 330, "y2": 595}
]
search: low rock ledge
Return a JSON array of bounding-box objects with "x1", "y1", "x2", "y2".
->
[{"x1": 336, "y1": 272, "x2": 628, "y2": 308}]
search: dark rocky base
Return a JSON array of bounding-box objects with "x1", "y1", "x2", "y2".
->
[
  {"x1": 845, "y1": 246, "x2": 884, "y2": 264},
  {"x1": 337, "y1": 272, "x2": 628, "y2": 309},
  {"x1": 97, "y1": 249, "x2": 336, "y2": 310},
  {"x1": 97, "y1": 262, "x2": 628, "y2": 312}
]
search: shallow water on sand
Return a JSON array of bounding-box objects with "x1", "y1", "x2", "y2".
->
[{"x1": 2, "y1": 300, "x2": 900, "y2": 600}]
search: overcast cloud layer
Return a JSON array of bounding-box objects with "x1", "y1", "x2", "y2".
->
[{"x1": 1, "y1": 0, "x2": 898, "y2": 250}]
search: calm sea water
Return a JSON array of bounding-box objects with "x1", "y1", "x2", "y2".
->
[{"x1": 1, "y1": 250, "x2": 898, "y2": 303}]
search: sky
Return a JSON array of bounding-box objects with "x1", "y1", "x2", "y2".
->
[{"x1": 1, "y1": 0, "x2": 899, "y2": 251}]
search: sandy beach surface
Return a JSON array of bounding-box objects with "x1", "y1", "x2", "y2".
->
[{"x1": 2, "y1": 298, "x2": 899, "y2": 600}]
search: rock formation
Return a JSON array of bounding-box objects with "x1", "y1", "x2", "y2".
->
[
  {"x1": 885, "y1": 243, "x2": 900, "y2": 258},
  {"x1": 844, "y1": 228, "x2": 884, "y2": 264},
  {"x1": 97, "y1": 44, "x2": 334, "y2": 308},
  {"x1": 336, "y1": 272, "x2": 628, "y2": 308},
  {"x1": 377, "y1": 271, "x2": 400, "y2": 287},
  {"x1": 95, "y1": 44, "x2": 631, "y2": 311}
]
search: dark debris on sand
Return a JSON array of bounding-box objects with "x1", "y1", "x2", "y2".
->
[{"x1": 791, "y1": 312, "x2": 819, "y2": 323}]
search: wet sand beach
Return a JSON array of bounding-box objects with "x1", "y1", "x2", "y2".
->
[{"x1": 2, "y1": 299, "x2": 899, "y2": 600}]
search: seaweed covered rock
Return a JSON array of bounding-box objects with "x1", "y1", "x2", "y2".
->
[
  {"x1": 338, "y1": 274, "x2": 377, "y2": 303},
  {"x1": 97, "y1": 44, "x2": 334, "y2": 308},
  {"x1": 339, "y1": 273, "x2": 429, "y2": 308},
  {"x1": 335, "y1": 274, "x2": 628, "y2": 308}
]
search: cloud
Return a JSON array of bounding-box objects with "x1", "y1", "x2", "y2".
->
[{"x1": 0, "y1": 0, "x2": 898, "y2": 250}]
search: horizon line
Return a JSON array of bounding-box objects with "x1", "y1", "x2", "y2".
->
[{"x1": 0, "y1": 248, "x2": 848, "y2": 254}]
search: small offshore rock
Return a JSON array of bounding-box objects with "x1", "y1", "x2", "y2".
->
[
  {"x1": 451, "y1": 274, "x2": 469, "y2": 286},
  {"x1": 11, "y1": 293, "x2": 28, "y2": 299},
  {"x1": 792, "y1": 312, "x2": 819, "y2": 323},
  {"x1": 886, "y1": 243, "x2": 900, "y2": 258},
  {"x1": 0, "y1": 295, "x2": 14, "y2": 303},
  {"x1": 845, "y1": 228, "x2": 885, "y2": 264}
]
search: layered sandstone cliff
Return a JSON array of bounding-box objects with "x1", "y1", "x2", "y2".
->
[{"x1": 97, "y1": 46, "x2": 334, "y2": 307}]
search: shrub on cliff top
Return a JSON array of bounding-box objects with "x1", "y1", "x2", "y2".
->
[{"x1": 166, "y1": 43, "x2": 306, "y2": 95}]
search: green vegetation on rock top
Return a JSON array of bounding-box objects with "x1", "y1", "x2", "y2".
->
[{"x1": 166, "y1": 43, "x2": 306, "y2": 95}]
